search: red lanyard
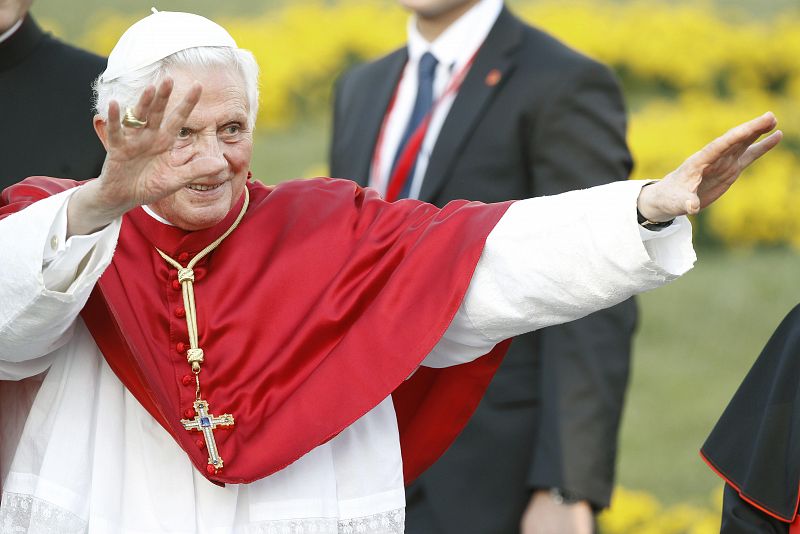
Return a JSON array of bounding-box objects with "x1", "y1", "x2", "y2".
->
[{"x1": 372, "y1": 46, "x2": 482, "y2": 201}]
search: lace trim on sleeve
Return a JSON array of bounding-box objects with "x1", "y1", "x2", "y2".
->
[
  {"x1": 0, "y1": 493, "x2": 404, "y2": 534},
  {"x1": 248, "y1": 508, "x2": 405, "y2": 534},
  {"x1": 338, "y1": 508, "x2": 404, "y2": 534},
  {"x1": 0, "y1": 492, "x2": 87, "y2": 534}
]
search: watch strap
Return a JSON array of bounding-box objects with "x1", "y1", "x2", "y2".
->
[{"x1": 637, "y1": 181, "x2": 675, "y2": 231}]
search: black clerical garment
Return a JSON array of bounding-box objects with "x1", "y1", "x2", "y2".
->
[
  {"x1": 702, "y1": 304, "x2": 800, "y2": 533},
  {"x1": 0, "y1": 15, "x2": 106, "y2": 189}
]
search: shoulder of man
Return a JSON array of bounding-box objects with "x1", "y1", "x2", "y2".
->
[
  {"x1": 334, "y1": 46, "x2": 406, "y2": 99},
  {"x1": 42, "y1": 38, "x2": 106, "y2": 73},
  {"x1": 36, "y1": 23, "x2": 106, "y2": 80},
  {"x1": 503, "y1": 8, "x2": 618, "y2": 86}
]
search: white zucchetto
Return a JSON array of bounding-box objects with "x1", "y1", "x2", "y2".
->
[{"x1": 100, "y1": 9, "x2": 237, "y2": 82}]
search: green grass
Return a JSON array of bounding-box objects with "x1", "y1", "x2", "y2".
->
[{"x1": 618, "y1": 248, "x2": 799, "y2": 505}]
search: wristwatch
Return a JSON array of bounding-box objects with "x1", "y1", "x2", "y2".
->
[
  {"x1": 637, "y1": 208, "x2": 674, "y2": 231},
  {"x1": 637, "y1": 181, "x2": 674, "y2": 231},
  {"x1": 549, "y1": 487, "x2": 583, "y2": 505}
]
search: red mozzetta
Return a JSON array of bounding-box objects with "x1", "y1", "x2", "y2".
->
[{"x1": 1, "y1": 176, "x2": 512, "y2": 485}]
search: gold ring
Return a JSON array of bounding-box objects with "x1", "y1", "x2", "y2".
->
[{"x1": 122, "y1": 107, "x2": 148, "y2": 128}]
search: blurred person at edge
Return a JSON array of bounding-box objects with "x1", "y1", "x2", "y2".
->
[
  {"x1": 702, "y1": 304, "x2": 800, "y2": 533},
  {"x1": 0, "y1": 0, "x2": 106, "y2": 189},
  {"x1": 0, "y1": 8, "x2": 782, "y2": 534},
  {"x1": 330, "y1": 0, "x2": 634, "y2": 532}
]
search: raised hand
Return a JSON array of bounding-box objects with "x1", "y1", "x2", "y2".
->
[
  {"x1": 637, "y1": 112, "x2": 783, "y2": 222},
  {"x1": 67, "y1": 78, "x2": 226, "y2": 236}
]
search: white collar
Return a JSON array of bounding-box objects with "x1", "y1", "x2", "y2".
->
[
  {"x1": 407, "y1": 0, "x2": 503, "y2": 72},
  {"x1": 0, "y1": 18, "x2": 24, "y2": 45},
  {"x1": 142, "y1": 204, "x2": 175, "y2": 226}
]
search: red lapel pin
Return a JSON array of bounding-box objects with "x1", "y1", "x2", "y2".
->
[{"x1": 485, "y1": 68, "x2": 502, "y2": 87}]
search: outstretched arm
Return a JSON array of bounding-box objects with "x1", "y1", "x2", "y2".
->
[
  {"x1": 425, "y1": 113, "x2": 782, "y2": 365},
  {"x1": 488, "y1": 112, "x2": 781, "y2": 338}
]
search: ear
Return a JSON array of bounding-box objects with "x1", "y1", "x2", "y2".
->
[{"x1": 93, "y1": 115, "x2": 110, "y2": 151}]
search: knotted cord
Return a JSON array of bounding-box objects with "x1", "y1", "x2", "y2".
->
[{"x1": 156, "y1": 187, "x2": 250, "y2": 401}]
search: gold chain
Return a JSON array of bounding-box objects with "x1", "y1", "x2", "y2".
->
[{"x1": 156, "y1": 187, "x2": 250, "y2": 400}]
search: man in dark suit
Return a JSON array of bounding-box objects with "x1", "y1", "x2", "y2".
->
[
  {"x1": 330, "y1": 1, "x2": 636, "y2": 532},
  {"x1": 0, "y1": 0, "x2": 106, "y2": 189}
]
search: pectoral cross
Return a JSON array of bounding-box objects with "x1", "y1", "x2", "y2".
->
[{"x1": 181, "y1": 399, "x2": 235, "y2": 474}]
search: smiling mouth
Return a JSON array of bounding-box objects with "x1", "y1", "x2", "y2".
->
[{"x1": 186, "y1": 183, "x2": 224, "y2": 192}]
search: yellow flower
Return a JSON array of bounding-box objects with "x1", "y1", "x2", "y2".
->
[
  {"x1": 599, "y1": 485, "x2": 725, "y2": 534},
  {"x1": 599, "y1": 487, "x2": 661, "y2": 533}
]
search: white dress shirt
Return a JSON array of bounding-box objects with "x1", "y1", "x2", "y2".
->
[
  {"x1": 0, "y1": 179, "x2": 693, "y2": 533},
  {"x1": 370, "y1": 0, "x2": 503, "y2": 198}
]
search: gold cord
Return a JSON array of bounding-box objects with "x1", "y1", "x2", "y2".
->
[{"x1": 156, "y1": 187, "x2": 250, "y2": 400}]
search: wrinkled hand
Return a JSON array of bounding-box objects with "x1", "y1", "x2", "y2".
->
[
  {"x1": 637, "y1": 112, "x2": 782, "y2": 222},
  {"x1": 99, "y1": 79, "x2": 217, "y2": 210},
  {"x1": 67, "y1": 79, "x2": 225, "y2": 236},
  {"x1": 521, "y1": 491, "x2": 594, "y2": 534}
]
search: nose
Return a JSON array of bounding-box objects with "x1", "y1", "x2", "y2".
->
[{"x1": 197, "y1": 132, "x2": 225, "y2": 160}]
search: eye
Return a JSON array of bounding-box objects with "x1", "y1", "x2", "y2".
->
[
  {"x1": 223, "y1": 124, "x2": 241, "y2": 136},
  {"x1": 177, "y1": 127, "x2": 192, "y2": 139}
]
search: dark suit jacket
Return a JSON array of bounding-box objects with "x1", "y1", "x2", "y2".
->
[
  {"x1": 330, "y1": 7, "x2": 637, "y2": 533},
  {"x1": 0, "y1": 15, "x2": 106, "y2": 190}
]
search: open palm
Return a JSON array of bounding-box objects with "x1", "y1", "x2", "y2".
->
[
  {"x1": 640, "y1": 113, "x2": 782, "y2": 221},
  {"x1": 97, "y1": 78, "x2": 225, "y2": 212}
]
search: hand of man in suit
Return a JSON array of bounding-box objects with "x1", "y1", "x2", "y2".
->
[{"x1": 521, "y1": 491, "x2": 593, "y2": 534}]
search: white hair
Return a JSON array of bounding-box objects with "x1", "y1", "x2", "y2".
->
[{"x1": 93, "y1": 46, "x2": 260, "y2": 129}]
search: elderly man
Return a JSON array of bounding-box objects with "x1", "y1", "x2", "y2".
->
[{"x1": 0, "y1": 10, "x2": 782, "y2": 534}]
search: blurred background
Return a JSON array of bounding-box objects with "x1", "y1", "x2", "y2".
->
[{"x1": 31, "y1": 0, "x2": 799, "y2": 531}]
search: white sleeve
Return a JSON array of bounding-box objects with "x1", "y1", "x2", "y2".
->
[
  {"x1": 421, "y1": 180, "x2": 696, "y2": 368},
  {"x1": 0, "y1": 187, "x2": 121, "y2": 378}
]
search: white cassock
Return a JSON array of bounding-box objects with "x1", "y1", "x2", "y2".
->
[{"x1": 0, "y1": 180, "x2": 695, "y2": 533}]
